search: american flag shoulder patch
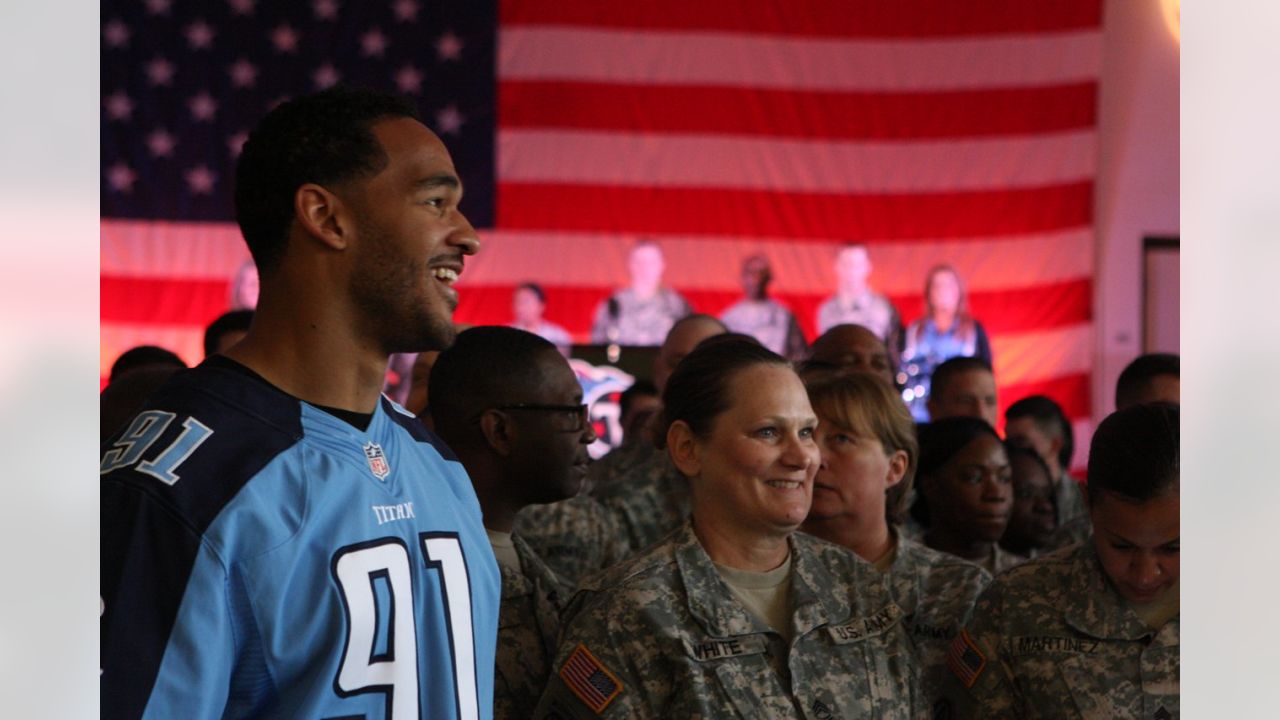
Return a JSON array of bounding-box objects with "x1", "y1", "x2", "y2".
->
[
  {"x1": 559, "y1": 643, "x2": 623, "y2": 715},
  {"x1": 946, "y1": 629, "x2": 987, "y2": 688}
]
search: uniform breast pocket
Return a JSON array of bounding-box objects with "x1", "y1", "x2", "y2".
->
[
  {"x1": 1008, "y1": 638, "x2": 1122, "y2": 720},
  {"x1": 678, "y1": 636, "x2": 792, "y2": 719},
  {"x1": 1057, "y1": 648, "x2": 1146, "y2": 720},
  {"x1": 825, "y1": 605, "x2": 919, "y2": 717}
]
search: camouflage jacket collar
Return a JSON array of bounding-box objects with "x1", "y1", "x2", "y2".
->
[
  {"x1": 507, "y1": 533, "x2": 570, "y2": 607},
  {"x1": 888, "y1": 536, "x2": 930, "y2": 616},
  {"x1": 1062, "y1": 541, "x2": 1155, "y2": 642},
  {"x1": 674, "y1": 523, "x2": 855, "y2": 640}
]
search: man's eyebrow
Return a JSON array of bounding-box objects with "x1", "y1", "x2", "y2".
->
[{"x1": 413, "y1": 173, "x2": 460, "y2": 190}]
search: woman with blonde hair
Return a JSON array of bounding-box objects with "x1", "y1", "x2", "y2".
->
[{"x1": 802, "y1": 371, "x2": 991, "y2": 703}]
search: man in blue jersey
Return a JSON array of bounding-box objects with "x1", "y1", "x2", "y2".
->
[{"x1": 101, "y1": 88, "x2": 500, "y2": 719}]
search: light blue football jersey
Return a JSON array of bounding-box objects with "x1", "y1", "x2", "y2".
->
[{"x1": 101, "y1": 358, "x2": 501, "y2": 720}]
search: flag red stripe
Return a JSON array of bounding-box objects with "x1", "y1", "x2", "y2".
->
[
  {"x1": 496, "y1": 181, "x2": 1093, "y2": 240},
  {"x1": 101, "y1": 276, "x2": 230, "y2": 327},
  {"x1": 501, "y1": 0, "x2": 1101, "y2": 38},
  {"x1": 102, "y1": 274, "x2": 1089, "y2": 341},
  {"x1": 998, "y1": 372, "x2": 1092, "y2": 420},
  {"x1": 499, "y1": 81, "x2": 1097, "y2": 141}
]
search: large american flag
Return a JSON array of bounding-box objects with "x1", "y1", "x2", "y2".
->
[{"x1": 102, "y1": 0, "x2": 1101, "y2": 464}]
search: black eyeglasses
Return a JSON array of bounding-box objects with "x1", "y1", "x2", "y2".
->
[{"x1": 494, "y1": 403, "x2": 590, "y2": 432}]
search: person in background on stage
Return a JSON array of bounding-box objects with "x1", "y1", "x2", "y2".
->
[
  {"x1": 816, "y1": 243, "x2": 902, "y2": 351},
  {"x1": 511, "y1": 281, "x2": 572, "y2": 356},
  {"x1": 901, "y1": 264, "x2": 992, "y2": 421},
  {"x1": 590, "y1": 241, "x2": 691, "y2": 347},
  {"x1": 720, "y1": 253, "x2": 807, "y2": 360}
]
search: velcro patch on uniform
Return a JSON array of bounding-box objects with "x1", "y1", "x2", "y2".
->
[
  {"x1": 826, "y1": 603, "x2": 903, "y2": 644},
  {"x1": 559, "y1": 643, "x2": 623, "y2": 715},
  {"x1": 946, "y1": 630, "x2": 987, "y2": 688},
  {"x1": 683, "y1": 635, "x2": 767, "y2": 661}
]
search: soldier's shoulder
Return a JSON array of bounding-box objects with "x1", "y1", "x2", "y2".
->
[
  {"x1": 794, "y1": 531, "x2": 859, "y2": 564},
  {"x1": 579, "y1": 529, "x2": 681, "y2": 592},
  {"x1": 792, "y1": 532, "x2": 886, "y2": 589},
  {"x1": 899, "y1": 538, "x2": 992, "y2": 583},
  {"x1": 983, "y1": 542, "x2": 1085, "y2": 605}
]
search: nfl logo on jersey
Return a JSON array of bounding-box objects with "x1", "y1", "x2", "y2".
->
[{"x1": 363, "y1": 442, "x2": 390, "y2": 480}]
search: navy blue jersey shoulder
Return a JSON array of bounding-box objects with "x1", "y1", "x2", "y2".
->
[
  {"x1": 101, "y1": 360, "x2": 304, "y2": 536},
  {"x1": 380, "y1": 395, "x2": 459, "y2": 462}
]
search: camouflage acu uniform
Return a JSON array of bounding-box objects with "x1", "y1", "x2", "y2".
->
[
  {"x1": 533, "y1": 523, "x2": 922, "y2": 719},
  {"x1": 584, "y1": 438, "x2": 656, "y2": 498},
  {"x1": 514, "y1": 443, "x2": 691, "y2": 583},
  {"x1": 589, "y1": 287, "x2": 692, "y2": 346},
  {"x1": 592, "y1": 447, "x2": 691, "y2": 555},
  {"x1": 1045, "y1": 476, "x2": 1093, "y2": 550},
  {"x1": 986, "y1": 543, "x2": 1027, "y2": 575},
  {"x1": 512, "y1": 494, "x2": 632, "y2": 585},
  {"x1": 888, "y1": 537, "x2": 991, "y2": 710},
  {"x1": 942, "y1": 541, "x2": 1179, "y2": 719},
  {"x1": 495, "y1": 534, "x2": 575, "y2": 719}
]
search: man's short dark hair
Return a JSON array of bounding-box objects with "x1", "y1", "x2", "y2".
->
[
  {"x1": 516, "y1": 282, "x2": 546, "y2": 304},
  {"x1": 929, "y1": 356, "x2": 993, "y2": 400},
  {"x1": 1005, "y1": 395, "x2": 1074, "y2": 470},
  {"x1": 234, "y1": 87, "x2": 419, "y2": 274},
  {"x1": 1088, "y1": 402, "x2": 1179, "y2": 503},
  {"x1": 203, "y1": 309, "x2": 255, "y2": 358},
  {"x1": 1115, "y1": 353, "x2": 1179, "y2": 409},
  {"x1": 429, "y1": 326, "x2": 560, "y2": 445},
  {"x1": 619, "y1": 379, "x2": 658, "y2": 421},
  {"x1": 108, "y1": 345, "x2": 187, "y2": 384}
]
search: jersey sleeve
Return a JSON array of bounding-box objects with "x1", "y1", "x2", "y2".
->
[{"x1": 101, "y1": 480, "x2": 236, "y2": 720}]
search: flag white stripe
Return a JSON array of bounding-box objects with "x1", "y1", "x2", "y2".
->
[
  {"x1": 459, "y1": 229, "x2": 1094, "y2": 294},
  {"x1": 499, "y1": 27, "x2": 1101, "y2": 91},
  {"x1": 102, "y1": 220, "x2": 1093, "y2": 295},
  {"x1": 101, "y1": 220, "x2": 249, "y2": 279},
  {"x1": 498, "y1": 129, "x2": 1097, "y2": 194}
]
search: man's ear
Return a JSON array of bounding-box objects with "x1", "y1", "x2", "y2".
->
[
  {"x1": 884, "y1": 449, "x2": 909, "y2": 490},
  {"x1": 294, "y1": 183, "x2": 350, "y2": 251},
  {"x1": 1047, "y1": 434, "x2": 1065, "y2": 466},
  {"x1": 479, "y1": 410, "x2": 515, "y2": 457},
  {"x1": 667, "y1": 420, "x2": 701, "y2": 478}
]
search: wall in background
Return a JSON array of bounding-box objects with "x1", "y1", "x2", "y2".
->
[{"x1": 1095, "y1": 0, "x2": 1180, "y2": 420}]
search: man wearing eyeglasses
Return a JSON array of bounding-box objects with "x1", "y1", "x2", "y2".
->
[{"x1": 429, "y1": 326, "x2": 598, "y2": 720}]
